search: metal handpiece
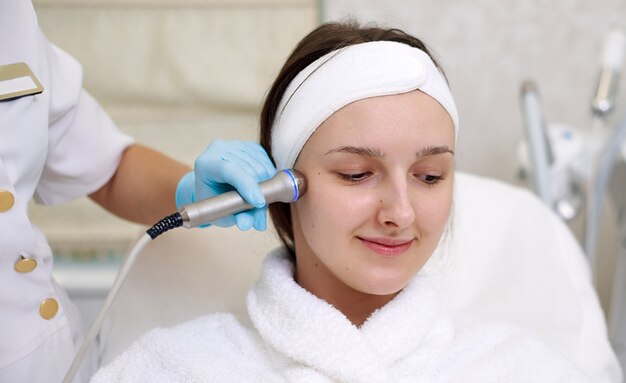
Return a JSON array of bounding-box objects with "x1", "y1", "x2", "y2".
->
[{"x1": 179, "y1": 169, "x2": 306, "y2": 229}]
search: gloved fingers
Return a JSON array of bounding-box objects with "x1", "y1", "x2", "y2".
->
[
  {"x1": 216, "y1": 157, "x2": 269, "y2": 208},
  {"x1": 234, "y1": 208, "x2": 268, "y2": 231},
  {"x1": 191, "y1": 140, "x2": 277, "y2": 229},
  {"x1": 195, "y1": 179, "x2": 229, "y2": 202},
  {"x1": 240, "y1": 144, "x2": 276, "y2": 179},
  {"x1": 194, "y1": 153, "x2": 254, "y2": 202},
  {"x1": 241, "y1": 142, "x2": 278, "y2": 171},
  {"x1": 252, "y1": 206, "x2": 268, "y2": 231},
  {"x1": 218, "y1": 141, "x2": 275, "y2": 177},
  {"x1": 175, "y1": 171, "x2": 196, "y2": 210},
  {"x1": 234, "y1": 211, "x2": 255, "y2": 231},
  {"x1": 204, "y1": 140, "x2": 271, "y2": 172},
  {"x1": 193, "y1": 140, "x2": 246, "y2": 180},
  {"x1": 228, "y1": 150, "x2": 276, "y2": 186},
  {"x1": 195, "y1": 140, "x2": 273, "y2": 181},
  {"x1": 211, "y1": 205, "x2": 266, "y2": 230},
  {"x1": 211, "y1": 215, "x2": 237, "y2": 228}
]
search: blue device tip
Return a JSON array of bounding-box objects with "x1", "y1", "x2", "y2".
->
[{"x1": 282, "y1": 169, "x2": 299, "y2": 202}]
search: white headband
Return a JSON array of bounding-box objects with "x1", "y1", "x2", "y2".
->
[{"x1": 270, "y1": 41, "x2": 459, "y2": 170}]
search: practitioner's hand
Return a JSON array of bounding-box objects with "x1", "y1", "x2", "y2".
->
[{"x1": 175, "y1": 140, "x2": 277, "y2": 230}]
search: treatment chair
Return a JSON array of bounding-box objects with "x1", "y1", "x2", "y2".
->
[{"x1": 99, "y1": 172, "x2": 622, "y2": 382}]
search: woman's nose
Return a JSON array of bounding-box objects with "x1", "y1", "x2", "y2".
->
[{"x1": 376, "y1": 178, "x2": 416, "y2": 229}]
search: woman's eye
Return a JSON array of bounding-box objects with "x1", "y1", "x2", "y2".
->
[
  {"x1": 418, "y1": 174, "x2": 443, "y2": 185},
  {"x1": 337, "y1": 172, "x2": 371, "y2": 183}
]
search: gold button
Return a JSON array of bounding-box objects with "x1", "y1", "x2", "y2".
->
[
  {"x1": 39, "y1": 298, "x2": 59, "y2": 320},
  {"x1": 14, "y1": 257, "x2": 37, "y2": 273},
  {"x1": 0, "y1": 190, "x2": 14, "y2": 212}
]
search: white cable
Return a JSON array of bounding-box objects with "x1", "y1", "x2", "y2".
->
[{"x1": 62, "y1": 233, "x2": 152, "y2": 383}]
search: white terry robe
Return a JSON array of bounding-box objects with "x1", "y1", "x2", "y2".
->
[{"x1": 92, "y1": 249, "x2": 591, "y2": 382}]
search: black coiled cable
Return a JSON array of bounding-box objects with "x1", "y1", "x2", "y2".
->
[{"x1": 146, "y1": 212, "x2": 183, "y2": 239}]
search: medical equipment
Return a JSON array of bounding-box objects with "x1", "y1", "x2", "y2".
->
[
  {"x1": 179, "y1": 169, "x2": 304, "y2": 229},
  {"x1": 519, "y1": 81, "x2": 555, "y2": 207},
  {"x1": 518, "y1": 27, "x2": 626, "y2": 371},
  {"x1": 62, "y1": 169, "x2": 307, "y2": 383},
  {"x1": 175, "y1": 140, "x2": 280, "y2": 231},
  {"x1": 518, "y1": 82, "x2": 585, "y2": 221},
  {"x1": 592, "y1": 28, "x2": 625, "y2": 116},
  {"x1": 585, "y1": 27, "x2": 626, "y2": 266},
  {"x1": 518, "y1": 26, "x2": 625, "y2": 270}
]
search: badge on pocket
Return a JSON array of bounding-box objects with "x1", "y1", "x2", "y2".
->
[{"x1": 0, "y1": 62, "x2": 44, "y2": 101}]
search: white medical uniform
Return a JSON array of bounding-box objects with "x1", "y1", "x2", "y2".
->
[{"x1": 0, "y1": 1, "x2": 133, "y2": 382}]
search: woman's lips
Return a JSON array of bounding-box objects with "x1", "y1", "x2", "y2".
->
[{"x1": 358, "y1": 237, "x2": 414, "y2": 256}]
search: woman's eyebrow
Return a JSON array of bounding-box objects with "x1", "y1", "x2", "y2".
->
[
  {"x1": 416, "y1": 145, "x2": 455, "y2": 158},
  {"x1": 325, "y1": 145, "x2": 455, "y2": 159},
  {"x1": 325, "y1": 146, "x2": 384, "y2": 158}
]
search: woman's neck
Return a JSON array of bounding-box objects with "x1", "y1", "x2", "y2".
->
[{"x1": 294, "y1": 256, "x2": 398, "y2": 327}]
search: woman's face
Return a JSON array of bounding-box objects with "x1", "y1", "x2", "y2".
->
[{"x1": 291, "y1": 89, "x2": 455, "y2": 298}]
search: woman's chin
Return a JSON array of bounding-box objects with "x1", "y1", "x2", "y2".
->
[{"x1": 344, "y1": 269, "x2": 413, "y2": 296}]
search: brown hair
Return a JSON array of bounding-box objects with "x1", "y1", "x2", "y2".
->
[{"x1": 259, "y1": 21, "x2": 446, "y2": 254}]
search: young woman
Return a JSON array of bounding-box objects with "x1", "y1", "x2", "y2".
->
[{"x1": 92, "y1": 22, "x2": 589, "y2": 382}]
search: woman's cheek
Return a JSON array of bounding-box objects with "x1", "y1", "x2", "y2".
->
[
  {"x1": 416, "y1": 189, "x2": 453, "y2": 233},
  {"x1": 296, "y1": 181, "x2": 336, "y2": 236},
  {"x1": 328, "y1": 185, "x2": 378, "y2": 220},
  {"x1": 301, "y1": 181, "x2": 375, "y2": 236}
]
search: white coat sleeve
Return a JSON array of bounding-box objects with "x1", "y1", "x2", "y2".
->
[{"x1": 34, "y1": 37, "x2": 133, "y2": 205}]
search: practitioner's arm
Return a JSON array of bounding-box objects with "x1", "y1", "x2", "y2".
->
[{"x1": 89, "y1": 144, "x2": 190, "y2": 225}]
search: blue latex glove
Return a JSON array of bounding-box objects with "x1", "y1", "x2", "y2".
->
[{"x1": 176, "y1": 140, "x2": 277, "y2": 231}]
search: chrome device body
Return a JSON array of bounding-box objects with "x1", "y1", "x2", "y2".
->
[{"x1": 179, "y1": 169, "x2": 307, "y2": 228}]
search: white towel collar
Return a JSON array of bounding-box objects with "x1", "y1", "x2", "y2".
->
[{"x1": 247, "y1": 248, "x2": 455, "y2": 382}]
